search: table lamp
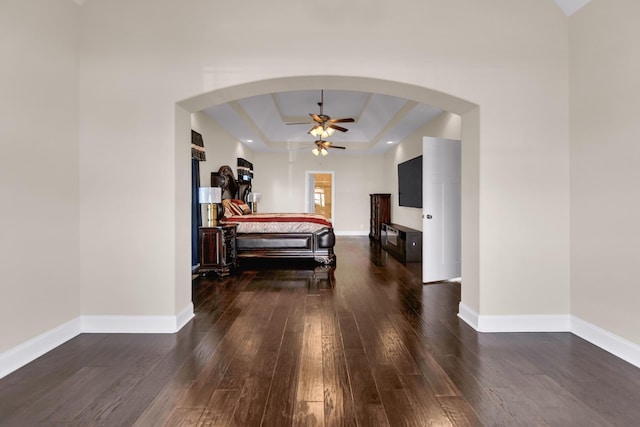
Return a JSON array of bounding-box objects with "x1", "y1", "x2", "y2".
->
[
  {"x1": 246, "y1": 192, "x2": 261, "y2": 213},
  {"x1": 198, "y1": 187, "x2": 222, "y2": 226}
]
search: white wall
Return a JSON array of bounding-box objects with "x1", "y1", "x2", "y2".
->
[
  {"x1": 255, "y1": 151, "x2": 386, "y2": 234},
  {"x1": 192, "y1": 111, "x2": 386, "y2": 235},
  {"x1": 2, "y1": 0, "x2": 587, "y2": 359},
  {"x1": 192, "y1": 112, "x2": 254, "y2": 187},
  {"x1": 570, "y1": 0, "x2": 640, "y2": 344},
  {"x1": 386, "y1": 112, "x2": 462, "y2": 231},
  {"x1": 75, "y1": 0, "x2": 570, "y2": 323},
  {"x1": 191, "y1": 112, "x2": 254, "y2": 220},
  {"x1": 0, "y1": 0, "x2": 80, "y2": 352}
]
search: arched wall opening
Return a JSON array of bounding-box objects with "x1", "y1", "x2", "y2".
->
[{"x1": 175, "y1": 76, "x2": 480, "y2": 322}]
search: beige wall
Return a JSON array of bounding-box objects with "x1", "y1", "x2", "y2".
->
[
  {"x1": 192, "y1": 112, "x2": 255, "y2": 188},
  {"x1": 191, "y1": 112, "x2": 254, "y2": 221},
  {"x1": 570, "y1": 1, "x2": 640, "y2": 343},
  {"x1": 7, "y1": 0, "x2": 612, "y2": 357},
  {"x1": 254, "y1": 151, "x2": 385, "y2": 233},
  {"x1": 0, "y1": 0, "x2": 80, "y2": 352},
  {"x1": 386, "y1": 112, "x2": 462, "y2": 231},
  {"x1": 191, "y1": 112, "x2": 386, "y2": 234}
]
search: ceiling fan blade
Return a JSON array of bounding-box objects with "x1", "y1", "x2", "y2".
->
[
  {"x1": 310, "y1": 113, "x2": 323, "y2": 123},
  {"x1": 330, "y1": 118, "x2": 355, "y2": 123},
  {"x1": 286, "y1": 122, "x2": 313, "y2": 125},
  {"x1": 328, "y1": 124, "x2": 349, "y2": 133},
  {"x1": 321, "y1": 141, "x2": 346, "y2": 150}
]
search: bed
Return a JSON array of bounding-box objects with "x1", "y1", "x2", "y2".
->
[{"x1": 212, "y1": 165, "x2": 336, "y2": 265}]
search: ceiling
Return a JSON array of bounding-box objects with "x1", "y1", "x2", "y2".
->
[
  {"x1": 200, "y1": 1, "x2": 591, "y2": 155},
  {"x1": 553, "y1": 0, "x2": 591, "y2": 16},
  {"x1": 202, "y1": 90, "x2": 445, "y2": 155}
]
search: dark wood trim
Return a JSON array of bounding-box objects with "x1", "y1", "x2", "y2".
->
[{"x1": 369, "y1": 193, "x2": 391, "y2": 241}]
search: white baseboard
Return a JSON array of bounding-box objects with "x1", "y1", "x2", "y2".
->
[
  {"x1": 459, "y1": 302, "x2": 571, "y2": 332},
  {"x1": 0, "y1": 317, "x2": 82, "y2": 380},
  {"x1": 176, "y1": 303, "x2": 195, "y2": 331},
  {"x1": 334, "y1": 230, "x2": 369, "y2": 236},
  {"x1": 458, "y1": 302, "x2": 640, "y2": 368},
  {"x1": 82, "y1": 302, "x2": 194, "y2": 333},
  {"x1": 457, "y1": 302, "x2": 479, "y2": 330},
  {"x1": 0, "y1": 303, "x2": 194, "y2": 380},
  {"x1": 479, "y1": 314, "x2": 571, "y2": 332},
  {"x1": 571, "y1": 316, "x2": 640, "y2": 369}
]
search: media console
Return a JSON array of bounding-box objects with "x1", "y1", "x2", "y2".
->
[{"x1": 381, "y1": 223, "x2": 422, "y2": 263}]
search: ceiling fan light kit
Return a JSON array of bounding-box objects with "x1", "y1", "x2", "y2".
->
[
  {"x1": 312, "y1": 138, "x2": 346, "y2": 156},
  {"x1": 286, "y1": 90, "x2": 354, "y2": 156},
  {"x1": 312, "y1": 145, "x2": 328, "y2": 156},
  {"x1": 309, "y1": 124, "x2": 335, "y2": 138}
]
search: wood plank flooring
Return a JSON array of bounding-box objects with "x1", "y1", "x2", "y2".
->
[{"x1": 1, "y1": 236, "x2": 640, "y2": 426}]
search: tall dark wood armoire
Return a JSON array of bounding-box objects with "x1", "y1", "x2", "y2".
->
[{"x1": 369, "y1": 193, "x2": 391, "y2": 241}]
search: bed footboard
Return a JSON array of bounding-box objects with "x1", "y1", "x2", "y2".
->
[{"x1": 235, "y1": 227, "x2": 336, "y2": 265}]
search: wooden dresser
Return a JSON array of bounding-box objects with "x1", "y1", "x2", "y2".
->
[{"x1": 369, "y1": 193, "x2": 391, "y2": 241}]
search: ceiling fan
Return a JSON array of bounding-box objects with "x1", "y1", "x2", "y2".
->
[
  {"x1": 287, "y1": 90, "x2": 355, "y2": 138},
  {"x1": 312, "y1": 138, "x2": 346, "y2": 156}
]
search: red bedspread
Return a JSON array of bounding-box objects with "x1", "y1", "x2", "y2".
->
[{"x1": 221, "y1": 212, "x2": 332, "y2": 227}]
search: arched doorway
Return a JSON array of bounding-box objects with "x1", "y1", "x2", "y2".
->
[{"x1": 176, "y1": 76, "x2": 480, "y2": 324}]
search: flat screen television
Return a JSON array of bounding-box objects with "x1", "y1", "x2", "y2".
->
[{"x1": 398, "y1": 155, "x2": 422, "y2": 208}]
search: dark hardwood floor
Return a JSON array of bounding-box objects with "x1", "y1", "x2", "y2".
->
[{"x1": 1, "y1": 236, "x2": 640, "y2": 426}]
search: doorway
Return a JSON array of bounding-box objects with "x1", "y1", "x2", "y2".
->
[
  {"x1": 305, "y1": 171, "x2": 335, "y2": 222},
  {"x1": 177, "y1": 76, "x2": 480, "y2": 329}
]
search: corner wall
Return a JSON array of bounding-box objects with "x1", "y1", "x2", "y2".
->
[
  {"x1": 0, "y1": 0, "x2": 81, "y2": 366},
  {"x1": 254, "y1": 150, "x2": 385, "y2": 234},
  {"x1": 570, "y1": 0, "x2": 640, "y2": 345},
  {"x1": 77, "y1": 0, "x2": 569, "y2": 325},
  {"x1": 385, "y1": 112, "x2": 462, "y2": 231},
  {"x1": 191, "y1": 111, "x2": 255, "y2": 218}
]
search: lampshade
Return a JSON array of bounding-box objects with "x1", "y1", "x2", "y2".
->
[
  {"x1": 246, "y1": 192, "x2": 261, "y2": 203},
  {"x1": 309, "y1": 125, "x2": 321, "y2": 137},
  {"x1": 309, "y1": 125, "x2": 335, "y2": 138},
  {"x1": 198, "y1": 187, "x2": 221, "y2": 204},
  {"x1": 312, "y1": 146, "x2": 329, "y2": 157}
]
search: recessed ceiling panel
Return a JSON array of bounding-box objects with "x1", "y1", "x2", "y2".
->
[
  {"x1": 202, "y1": 89, "x2": 447, "y2": 153},
  {"x1": 203, "y1": 103, "x2": 265, "y2": 148},
  {"x1": 373, "y1": 103, "x2": 444, "y2": 151}
]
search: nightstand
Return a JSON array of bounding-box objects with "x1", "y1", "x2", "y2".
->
[{"x1": 198, "y1": 223, "x2": 238, "y2": 276}]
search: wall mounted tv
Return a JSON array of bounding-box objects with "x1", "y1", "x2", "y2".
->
[{"x1": 398, "y1": 155, "x2": 422, "y2": 208}]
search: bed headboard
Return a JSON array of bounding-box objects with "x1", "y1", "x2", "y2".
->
[{"x1": 211, "y1": 165, "x2": 251, "y2": 201}]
